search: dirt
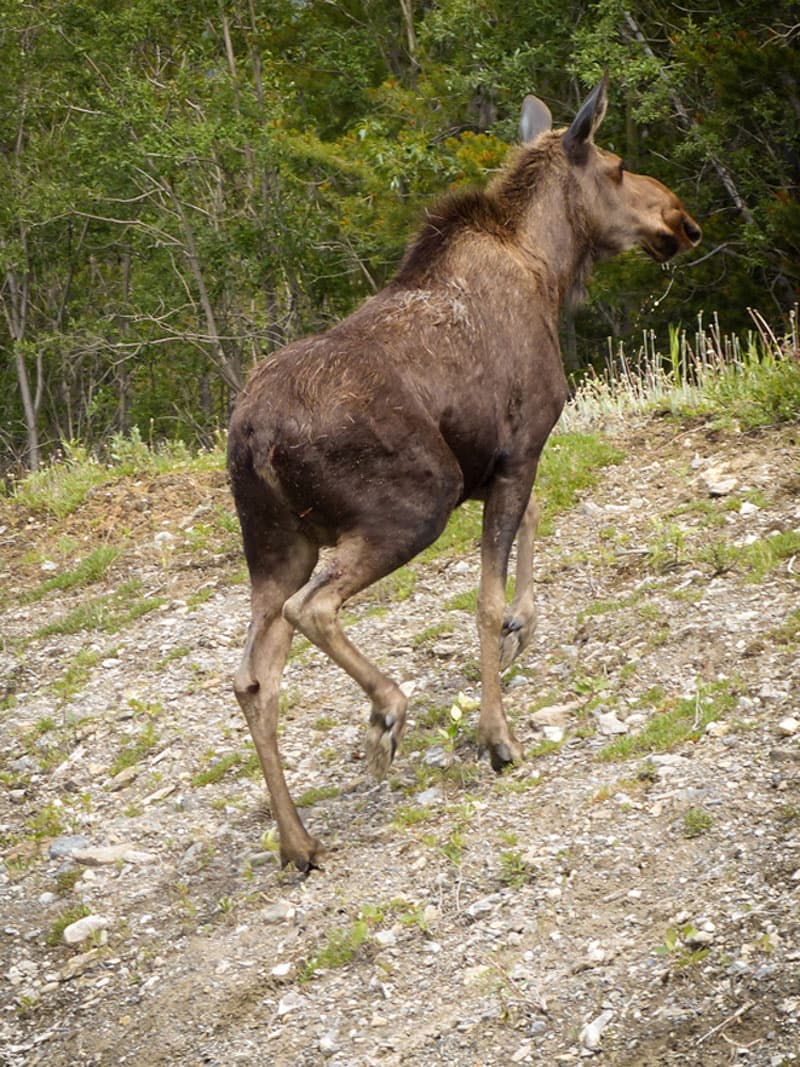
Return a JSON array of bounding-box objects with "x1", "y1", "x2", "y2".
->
[{"x1": 1, "y1": 417, "x2": 799, "y2": 1067}]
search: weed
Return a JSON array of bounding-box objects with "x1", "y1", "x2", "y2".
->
[
  {"x1": 412, "y1": 621, "x2": 455, "y2": 647},
  {"x1": 655, "y1": 924, "x2": 711, "y2": 968},
  {"x1": 26, "y1": 801, "x2": 65, "y2": 840},
  {"x1": 771, "y1": 609, "x2": 800, "y2": 647},
  {"x1": 25, "y1": 546, "x2": 121, "y2": 602},
  {"x1": 192, "y1": 752, "x2": 242, "y2": 787},
  {"x1": 46, "y1": 904, "x2": 91, "y2": 946},
  {"x1": 52, "y1": 647, "x2": 105, "y2": 704},
  {"x1": 393, "y1": 805, "x2": 434, "y2": 828},
  {"x1": 37, "y1": 581, "x2": 166, "y2": 637},
  {"x1": 296, "y1": 784, "x2": 341, "y2": 808},
  {"x1": 300, "y1": 920, "x2": 369, "y2": 981},
  {"x1": 682, "y1": 807, "x2": 714, "y2": 838},
  {"x1": 446, "y1": 588, "x2": 478, "y2": 613},
  {"x1": 598, "y1": 681, "x2": 737, "y2": 761},
  {"x1": 54, "y1": 867, "x2": 84, "y2": 895},
  {"x1": 109, "y1": 720, "x2": 159, "y2": 777},
  {"x1": 499, "y1": 849, "x2": 529, "y2": 888}
]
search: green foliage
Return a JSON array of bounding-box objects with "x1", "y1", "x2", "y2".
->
[
  {"x1": 598, "y1": 682, "x2": 737, "y2": 761},
  {"x1": 682, "y1": 807, "x2": 713, "y2": 839},
  {"x1": 26, "y1": 547, "x2": 120, "y2": 601},
  {"x1": 1, "y1": 1, "x2": 797, "y2": 470},
  {"x1": 299, "y1": 920, "x2": 370, "y2": 982}
]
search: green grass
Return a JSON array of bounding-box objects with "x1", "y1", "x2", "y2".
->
[
  {"x1": 536, "y1": 433, "x2": 625, "y2": 534},
  {"x1": 25, "y1": 546, "x2": 121, "y2": 602},
  {"x1": 8, "y1": 429, "x2": 223, "y2": 519},
  {"x1": 296, "y1": 784, "x2": 341, "y2": 808},
  {"x1": 46, "y1": 904, "x2": 92, "y2": 947},
  {"x1": 598, "y1": 682, "x2": 737, "y2": 761},
  {"x1": 36, "y1": 581, "x2": 167, "y2": 637},
  {"x1": 109, "y1": 720, "x2": 159, "y2": 777},
  {"x1": 299, "y1": 920, "x2": 370, "y2": 982},
  {"x1": 564, "y1": 308, "x2": 800, "y2": 431},
  {"x1": 52, "y1": 647, "x2": 105, "y2": 704}
]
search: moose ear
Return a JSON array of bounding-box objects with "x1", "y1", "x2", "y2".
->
[
  {"x1": 563, "y1": 76, "x2": 608, "y2": 162},
  {"x1": 519, "y1": 95, "x2": 552, "y2": 144}
]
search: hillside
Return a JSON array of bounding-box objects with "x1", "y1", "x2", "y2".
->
[{"x1": 1, "y1": 417, "x2": 799, "y2": 1066}]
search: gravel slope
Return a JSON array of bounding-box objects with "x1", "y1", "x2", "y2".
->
[{"x1": 1, "y1": 418, "x2": 799, "y2": 1066}]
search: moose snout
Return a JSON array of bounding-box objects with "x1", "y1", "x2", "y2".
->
[{"x1": 682, "y1": 216, "x2": 702, "y2": 246}]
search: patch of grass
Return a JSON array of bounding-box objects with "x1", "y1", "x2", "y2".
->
[
  {"x1": 300, "y1": 920, "x2": 370, "y2": 982},
  {"x1": 393, "y1": 804, "x2": 435, "y2": 828},
  {"x1": 373, "y1": 565, "x2": 417, "y2": 603},
  {"x1": 192, "y1": 751, "x2": 243, "y2": 787},
  {"x1": 413, "y1": 620, "x2": 455, "y2": 647},
  {"x1": 26, "y1": 801, "x2": 66, "y2": 840},
  {"x1": 25, "y1": 546, "x2": 121, "y2": 602},
  {"x1": 445, "y1": 587, "x2": 478, "y2": 613},
  {"x1": 499, "y1": 849, "x2": 530, "y2": 888},
  {"x1": 682, "y1": 807, "x2": 714, "y2": 838},
  {"x1": 312, "y1": 714, "x2": 336, "y2": 732},
  {"x1": 46, "y1": 903, "x2": 92, "y2": 947},
  {"x1": 36, "y1": 581, "x2": 167, "y2": 637},
  {"x1": 736, "y1": 531, "x2": 800, "y2": 581},
  {"x1": 771, "y1": 608, "x2": 800, "y2": 647},
  {"x1": 598, "y1": 681, "x2": 737, "y2": 761},
  {"x1": 52, "y1": 647, "x2": 105, "y2": 704},
  {"x1": 536, "y1": 432, "x2": 625, "y2": 535},
  {"x1": 54, "y1": 867, "x2": 85, "y2": 895},
  {"x1": 109, "y1": 720, "x2": 159, "y2": 777},
  {"x1": 155, "y1": 646, "x2": 191, "y2": 669},
  {"x1": 296, "y1": 784, "x2": 341, "y2": 808}
]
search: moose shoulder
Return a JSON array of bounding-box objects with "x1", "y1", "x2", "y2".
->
[{"x1": 227, "y1": 78, "x2": 701, "y2": 872}]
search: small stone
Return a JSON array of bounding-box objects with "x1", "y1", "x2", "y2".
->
[
  {"x1": 414, "y1": 787, "x2": 442, "y2": 806},
  {"x1": 271, "y1": 961, "x2": 293, "y2": 978},
  {"x1": 63, "y1": 914, "x2": 110, "y2": 946},
  {"x1": 580, "y1": 1010, "x2": 613, "y2": 1050},
  {"x1": 319, "y1": 1030, "x2": 340, "y2": 1055},
  {"x1": 684, "y1": 928, "x2": 714, "y2": 948},
  {"x1": 777, "y1": 716, "x2": 798, "y2": 737},
  {"x1": 142, "y1": 784, "x2": 175, "y2": 805},
  {"x1": 71, "y1": 845, "x2": 157, "y2": 866},
  {"x1": 262, "y1": 901, "x2": 295, "y2": 925},
  {"x1": 705, "y1": 721, "x2": 730, "y2": 738},
  {"x1": 542, "y1": 725, "x2": 564, "y2": 743},
  {"x1": 531, "y1": 703, "x2": 575, "y2": 728},
  {"x1": 739, "y1": 501, "x2": 760, "y2": 516},
  {"x1": 422, "y1": 745, "x2": 452, "y2": 769},
  {"x1": 701, "y1": 467, "x2": 737, "y2": 496},
  {"x1": 277, "y1": 991, "x2": 306, "y2": 1016},
  {"x1": 594, "y1": 710, "x2": 628, "y2": 736},
  {"x1": 109, "y1": 765, "x2": 138, "y2": 790},
  {"x1": 48, "y1": 835, "x2": 90, "y2": 859},
  {"x1": 374, "y1": 929, "x2": 397, "y2": 948}
]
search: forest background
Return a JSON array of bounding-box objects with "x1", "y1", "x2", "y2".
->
[{"x1": 2, "y1": 0, "x2": 798, "y2": 472}]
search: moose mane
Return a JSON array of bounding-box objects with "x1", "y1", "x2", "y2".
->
[{"x1": 392, "y1": 132, "x2": 567, "y2": 289}]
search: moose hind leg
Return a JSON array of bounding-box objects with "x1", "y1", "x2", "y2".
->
[
  {"x1": 284, "y1": 517, "x2": 454, "y2": 781},
  {"x1": 500, "y1": 493, "x2": 541, "y2": 670},
  {"x1": 233, "y1": 544, "x2": 323, "y2": 873}
]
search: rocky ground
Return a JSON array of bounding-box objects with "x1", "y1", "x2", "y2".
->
[{"x1": 1, "y1": 417, "x2": 799, "y2": 1067}]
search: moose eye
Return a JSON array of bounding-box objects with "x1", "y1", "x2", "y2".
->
[{"x1": 618, "y1": 160, "x2": 626, "y2": 176}]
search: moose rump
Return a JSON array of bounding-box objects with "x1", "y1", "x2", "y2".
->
[{"x1": 227, "y1": 78, "x2": 701, "y2": 872}]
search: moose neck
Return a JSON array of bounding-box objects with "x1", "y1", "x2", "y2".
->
[{"x1": 492, "y1": 139, "x2": 595, "y2": 311}]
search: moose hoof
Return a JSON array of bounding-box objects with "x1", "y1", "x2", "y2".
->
[
  {"x1": 280, "y1": 836, "x2": 326, "y2": 875},
  {"x1": 487, "y1": 738, "x2": 523, "y2": 773},
  {"x1": 364, "y1": 721, "x2": 398, "y2": 781},
  {"x1": 500, "y1": 615, "x2": 535, "y2": 671}
]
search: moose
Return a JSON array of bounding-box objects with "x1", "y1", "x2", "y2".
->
[{"x1": 227, "y1": 79, "x2": 701, "y2": 872}]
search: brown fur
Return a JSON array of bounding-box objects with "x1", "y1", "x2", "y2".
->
[{"x1": 227, "y1": 81, "x2": 701, "y2": 872}]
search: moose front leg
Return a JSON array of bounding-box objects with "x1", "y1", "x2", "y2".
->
[
  {"x1": 476, "y1": 480, "x2": 530, "y2": 772},
  {"x1": 500, "y1": 493, "x2": 541, "y2": 670}
]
